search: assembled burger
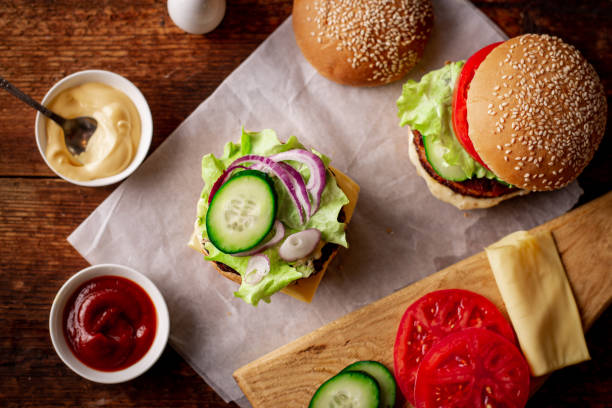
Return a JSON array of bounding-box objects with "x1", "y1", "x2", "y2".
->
[{"x1": 398, "y1": 34, "x2": 607, "y2": 209}]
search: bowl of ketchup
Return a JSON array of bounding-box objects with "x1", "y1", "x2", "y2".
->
[{"x1": 49, "y1": 264, "x2": 170, "y2": 383}]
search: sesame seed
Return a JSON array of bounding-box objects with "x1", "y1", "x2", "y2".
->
[
  {"x1": 476, "y1": 34, "x2": 606, "y2": 190},
  {"x1": 308, "y1": 0, "x2": 433, "y2": 83}
]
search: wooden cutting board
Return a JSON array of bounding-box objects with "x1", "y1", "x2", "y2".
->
[{"x1": 234, "y1": 191, "x2": 612, "y2": 407}]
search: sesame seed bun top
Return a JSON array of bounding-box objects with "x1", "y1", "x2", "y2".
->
[
  {"x1": 292, "y1": 0, "x2": 433, "y2": 87},
  {"x1": 467, "y1": 34, "x2": 607, "y2": 191}
]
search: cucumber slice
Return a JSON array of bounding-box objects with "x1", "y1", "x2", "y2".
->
[
  {"x1": 341, "y1": 361, "x2": 397, "y2": 408},
  {"x1": 309, "y1": 371, "x2": 380, "y2": 408},
  {"x1": 423, "y1": 133, "x2": 468, "y2": 181},
  {"x1": 206, "y1": 170, "x2": 277, "y2": 254}
]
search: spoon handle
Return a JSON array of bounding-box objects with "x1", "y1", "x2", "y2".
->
[{"x1": 0, "y1": 75, "x2": 65, "y2": 126}]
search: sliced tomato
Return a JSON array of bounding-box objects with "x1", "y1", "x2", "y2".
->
[
  {"x1": 414, "y1": 328, "x2": 530, "y2": 408},
  {"x1": 393, "y1": 289, "x2": 516, "y2": 405},
  {"x1": 452, "y1": 42, "x2": 503, "y2": 168}
]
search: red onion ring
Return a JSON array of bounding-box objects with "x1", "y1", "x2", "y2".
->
[
  {"x1": 270, "y1": 150, "x2": 327, "y2": 216},
  {"x1": 277, "y1": 163, "x2": 312, "y2": 219},
  {"x1": 207, "y1": 149, "x2": 328, "y2": 225},
  {"x1": 207, "y1": 165, "x2": 249, "y2": 205},
  {"x1": 207, "y1": 155, "x2": 306, "y2": 223}
]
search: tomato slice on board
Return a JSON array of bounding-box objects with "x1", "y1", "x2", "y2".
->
[
  {"x1": 414, "y1": 328, "x2": 530, "y2": 408},
  {"x1": 393, "y1": 289, "x2": 516, "y2": 405},
  {"x1": 452, "y1": 42, "x2": 503, "y2": 169}
]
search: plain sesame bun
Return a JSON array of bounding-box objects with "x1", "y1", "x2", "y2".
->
[
  {"x1": 292, "y1": 0, "x2": 433, "y2": 86},
  {"x1": 467, "y1": 34, "x2": 607, "y2": 191}
]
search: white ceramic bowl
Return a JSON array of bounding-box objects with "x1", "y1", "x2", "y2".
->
[
  {"x1": 49, "y1": 264, "x2": 170, "y2": 383},
  {"x1": 35, "y1": 70, "x2": 153, "y2": 187}
]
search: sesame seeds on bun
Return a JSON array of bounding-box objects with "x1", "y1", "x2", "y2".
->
[
  {"x1": 467, "y1": 34, "x2": 607, "y2": 191},
  {"x1": 292, "y1": 0, "x2": 434, "y2": 86}
]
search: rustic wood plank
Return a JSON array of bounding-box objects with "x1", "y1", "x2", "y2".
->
[
  {"x1": 0, "y1": 0, "x2": 293, "y2": 177},
  {"x1": 0, "y1": 0, "x2": 610, "y2": 407},
  {"x1": 0, "y1": 178, "x2": 238, "y2": 407},
  {"x1": 234, "y1": 193, "x2": 612, "y2": 407}
]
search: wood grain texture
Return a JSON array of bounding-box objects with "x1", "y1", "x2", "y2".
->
[
  {"x1": 0, "y1": 0, "x2": 610, "y2": 407},
  {"x1": 0, "y1": 0, "x2": 293, "y2": 176},
  {"x1": 234, "y1": 193, "x2": 612, "y2": 407}
]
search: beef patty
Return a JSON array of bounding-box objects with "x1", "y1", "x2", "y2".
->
[{"x1": 412, "y1": 130, "x2": 518, "y2": 198}]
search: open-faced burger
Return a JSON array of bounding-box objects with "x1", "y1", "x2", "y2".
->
[{"x1": 189, "y1": 129, "x2": 359, "y2": 305}]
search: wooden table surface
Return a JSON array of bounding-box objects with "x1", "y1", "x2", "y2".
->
[{"x1": 0, "y1": 1, "x2": 609, "y2": 407}]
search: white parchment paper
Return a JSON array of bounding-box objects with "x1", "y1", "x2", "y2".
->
[{"x1": 68, "y1": 0, "x2": 581, "y2": 405}]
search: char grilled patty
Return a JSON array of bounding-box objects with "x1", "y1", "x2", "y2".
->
[{"x1": 413, "y1": 130, "x2": 518, "y2": 198}]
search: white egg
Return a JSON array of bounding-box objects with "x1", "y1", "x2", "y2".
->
[{"x1": 167, "y1": 0, "x2": 226, "y2": 35}]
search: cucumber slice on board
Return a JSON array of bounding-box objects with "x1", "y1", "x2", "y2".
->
[
  {"x1": 309, "y1": 371, "x2": 380, "y2": 408},
  {"x1": 423, "y1": 133, "x2": 468, "y2": 181},
  {"x1": 206, "y1": 170, "x2": 277, "y2": 254},
  {"x1": 341, "y1": 361, "x2": 397, "y2": 408}
]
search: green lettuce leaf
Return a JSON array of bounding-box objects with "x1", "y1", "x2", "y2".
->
[
  {"x1": 397, "y1": 61, "x2": 498, "y2": 180},
  {"x1": 195, "y1": 129, "x2": 349, "y2": 305}
]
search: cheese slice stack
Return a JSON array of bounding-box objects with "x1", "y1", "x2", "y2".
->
[{"x1": 485, "y1": 230, "x2": 590, "y2": 377}]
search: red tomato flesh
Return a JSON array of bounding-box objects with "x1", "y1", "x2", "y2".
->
[
  {"x1": 452, "y1": 42, "x2": 504, "y2": 169},
  {"x1": 393, "y1": 289, "x2": 516, "y2": 405},
  {"x1": 414, "y1": 328, "x2": 530, "y2": 408}
]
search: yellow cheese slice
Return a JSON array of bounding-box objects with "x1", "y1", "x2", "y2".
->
[
  {"x1": 485, "y1": 230, "x2": 590, "y2": 376},
  {"x1": 188, "y1": 166, "x2": 360, "y2": 303}
]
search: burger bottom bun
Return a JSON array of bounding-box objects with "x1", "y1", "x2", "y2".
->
[{"x1": 407, "y1": 129, "x2": 528, "y2": 210}]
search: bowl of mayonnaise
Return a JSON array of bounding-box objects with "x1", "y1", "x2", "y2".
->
[{"x1": 35, "y1": 70, "x2": 153, "y2": 186}]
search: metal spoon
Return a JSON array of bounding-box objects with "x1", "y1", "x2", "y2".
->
[{"x1": 0, "y1": 76, "x2": 97, "y2": 156}]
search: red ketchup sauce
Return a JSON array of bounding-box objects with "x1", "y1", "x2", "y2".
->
[{"x1": 63, "y1": 276, "x2": 157, "y2": 371}]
